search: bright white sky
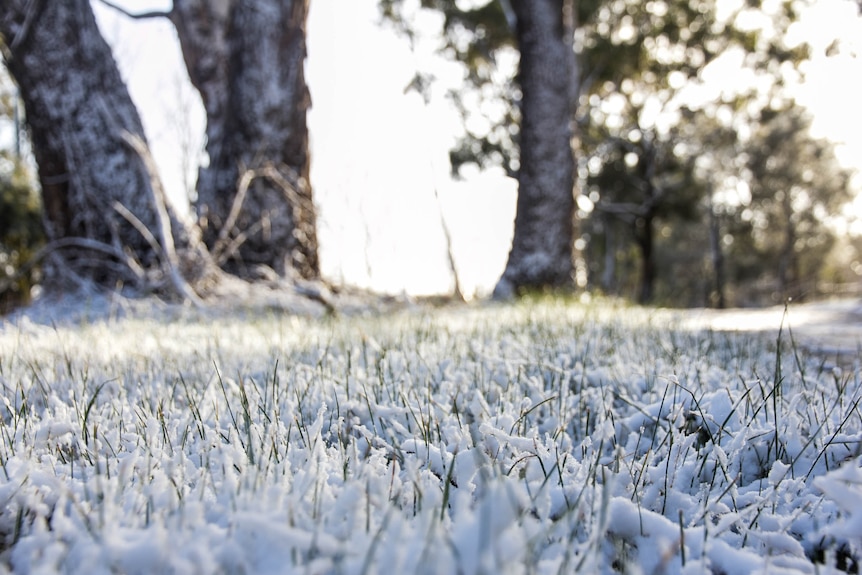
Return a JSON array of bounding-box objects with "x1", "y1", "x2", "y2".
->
[{"x1": 90, "y1": 0, "x2": 861, "y2": 297}]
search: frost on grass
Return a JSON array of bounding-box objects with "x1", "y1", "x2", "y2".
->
[{"x1": 0, "y1": 299, "x2": 860, "y2": 574}]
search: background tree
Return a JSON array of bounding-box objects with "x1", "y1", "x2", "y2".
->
[
  {"x1": 99, "y1": 0, "x2": 320, "y2": 281},
  {"x1": 382, "y1": 0, "x2": 579, "y2": 297},
  {"x1": 0, "y1": 1, "x2": 212, "y2": 300},
  {"x1": 565, "y1": 0, "x2": 855, "y2": 305},
  {"x1": 574, "y1": 0, "x2": 813, "y2": 304},
  {"x1": 169, "y1": 0, "x2": 319, "y2": 281},
  {"x1": 744, "y1": 106, "x2": 851, "y2": 301},
  {"x1": 585, "y1": 98, "x2": 853, "y2": 307},
  {"x1": 495, "y1": 1, "x2": 578, "y2": 296},
  {"x1": 582, "y1": 119, "x2": 703, "y2": 303}
]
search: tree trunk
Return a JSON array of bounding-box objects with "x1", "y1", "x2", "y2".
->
[
  {"x1": 778, "y1": 192, "x2": 796, "y2": 299},
  {"x1": 171, "y1": 0, "x2": 319, "y2": 281},
  {"x1": 601, "y1": 215, "x2": 617, "y2": 294},
  {"x1": 634, "y1": 214, "x2": 655, "y2": 304},
  {"x1": 708, "y1": 199, "x2": 726, "y2": 309},
  {"x1": 0, "y1": 0, "x2": 211, "y2": 295},
  {"x1": 493, "y1": 0, "x2": 577, "y2": 298}
]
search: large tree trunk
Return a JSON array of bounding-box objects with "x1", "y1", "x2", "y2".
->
[
  {"x1": 493, "y1": 0, "x2": 577, "y2": 298},
  {"x1": 171, "y1": 0, "x2": 319, "y2": 281},
  {"x1": 0, "y1": 0, "x2": 212, "y2": 296}
]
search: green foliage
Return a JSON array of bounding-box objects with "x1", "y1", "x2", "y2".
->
[
  {"x1": 575, "y1": 0, "x2": 824, "y2": 304},
  {"x1": 0, "y1": 64, "x2": 42, "y2": 311},
  {"x1": 1, "y1": 53, "x2": 43, "y2": 313},
  {"x1": 0, "y1": 158, "x2": 43, "y2": 312}
]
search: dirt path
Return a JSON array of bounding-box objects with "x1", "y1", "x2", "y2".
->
[{"x1": 678, "y1": 298, "x2": 862, "y2": 365}]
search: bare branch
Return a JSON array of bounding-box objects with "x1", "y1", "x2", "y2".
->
[
  {"x1": 119, "y1": 130, "x2": 204, "y2": 306},
  {"x1": 497, "y1": 0, "x2": 517, "y2": 32},
  {"x1": 9, "y1": 0, "x2": 45, "y2": 52},
  {"x1": 96, "y1": 0, "x2": 172, "y2": 20},
  {"x1": 211, "y1": 163, "x2": 316, "y2": 267},
  {"x1": 434, "y1": 187, "x2": 465, "y2": 302},
  {"x1": 216, "y1": 219, "x2": 267, "y2": 266},
  {"x1": 213, "y1": 169, "x2": 255, "y2": 261},
  {"x1": 0, "y1": 236, "x2": 146, "y2": 298}
]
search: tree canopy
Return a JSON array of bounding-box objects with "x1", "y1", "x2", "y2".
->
[{"x1": 382, "y1": 0, "x2": 858, "y2": 305}]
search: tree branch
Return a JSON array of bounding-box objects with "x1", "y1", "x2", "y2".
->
[
  {"x1": 8, "y1": 0, "x2": 45, "y2": 52},
  {"x1": 434, "y1": 186, "x2": 465, "y2": 302},
  {"x1": 119, "y1": 130, "x2": 204, "y2": 306},
  {"x1": 96, "y1": 0, "x2": 172, "y2": 20},
  {"x1": 0, "y1": 236, "x2": 146, "y2": 298},
  {"x1": 211, "y1": 163, "x2": 316, "y2": 267},
  {"x1": 497, "y1": 0, "x2": 516, "y2": 32},
  {"x1": 112, "y1": 200, "x2": 165, "y2": 263},
  {"x1": 212, "y1": 168, "x2": 255, "y2": 261}
]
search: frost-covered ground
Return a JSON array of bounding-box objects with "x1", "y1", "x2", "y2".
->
[{"x1": 0, "y1": 295, "x2": 860, "y2": 574}]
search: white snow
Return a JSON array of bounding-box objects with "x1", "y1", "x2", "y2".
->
[{"x1": 0, "y1": 295, "x2": 860, "y2": 573}]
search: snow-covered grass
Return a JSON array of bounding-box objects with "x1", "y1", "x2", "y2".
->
[{"x1": 0, "y1": 296, "x2": 860, "y2": 574}]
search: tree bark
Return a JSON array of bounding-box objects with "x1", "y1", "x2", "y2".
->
[
  {"x1": 170, "y1": 0, "x2": 319, "y2": 281},
  {"x1": 0, "y1": 0, "x2": 212, "y2": 295},
  {"x1": 493, "y1": 0, "x2": 577, "y2": 298}
]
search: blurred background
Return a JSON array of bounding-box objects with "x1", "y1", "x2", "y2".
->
[{"x1": 2, "y1": 0, "x2": 861, "y2": 311}]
